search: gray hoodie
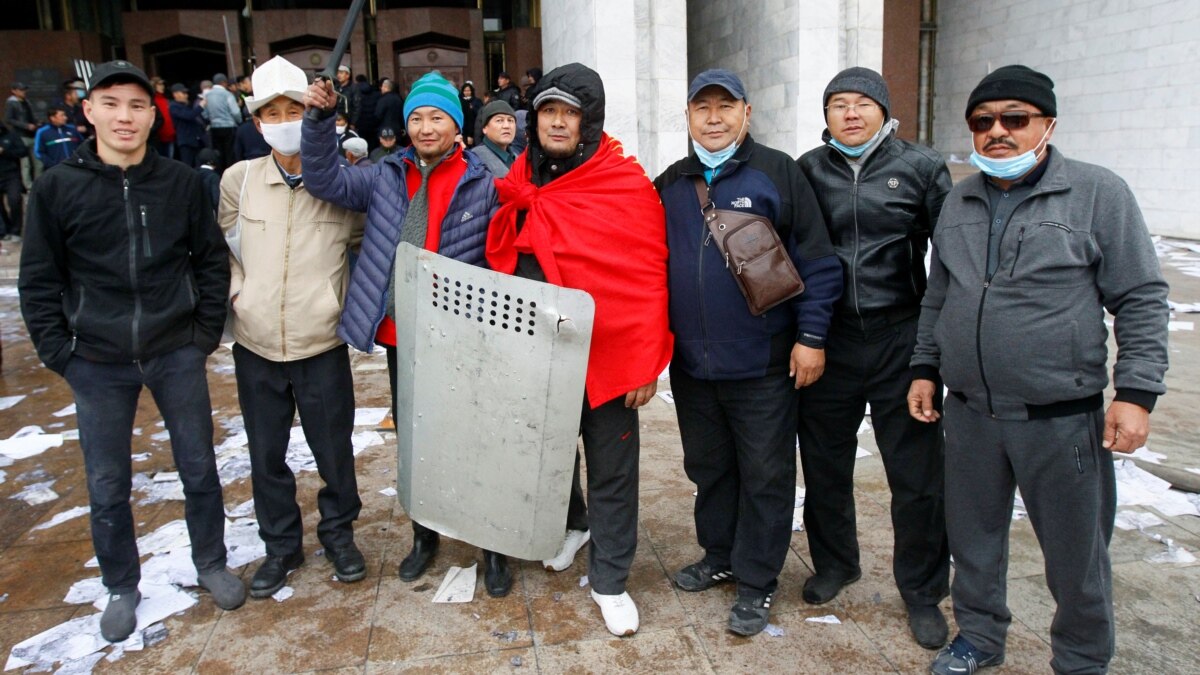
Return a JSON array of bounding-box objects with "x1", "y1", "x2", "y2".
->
[{"x1": 911, "y1": 147, "x2": 1168, "y2": 419}]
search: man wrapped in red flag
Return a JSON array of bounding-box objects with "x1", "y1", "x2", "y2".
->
[{"x1": 487, "y1": 62, "x2": 672, "y2": 637}]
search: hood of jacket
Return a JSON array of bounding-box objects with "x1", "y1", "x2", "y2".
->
[{"x1": 524, "y1": 62, "x2": 606, "y2": 183}]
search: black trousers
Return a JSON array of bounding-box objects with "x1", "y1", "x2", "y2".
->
[
  {"x1": 234, "y1": 344, "x2": 361, "y2": 555},
  {"x1": 672, "y1": 366, "x2": 798, "y2": 593},
  {"x1": 210, "y1": 128, "x2": 236, "y2": 173},
  {"x1": 0, "y1": 174, "x2": 23, "y2": 236},
  {"x1": 796, "y1": 313, "x2": 949, "y2": 606}
]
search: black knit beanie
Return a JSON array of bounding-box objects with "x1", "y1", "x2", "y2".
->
[
  {"x1": 823, "y1": 67, "x2": 890, "y2": 119},
  {"x1": 965, "y1": 65, "x2": 1057, "y2": 118}
]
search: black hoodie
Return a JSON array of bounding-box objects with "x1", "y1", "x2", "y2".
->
[{"x1": 19, "y1": 140, "x2": 230, "y2": 374}]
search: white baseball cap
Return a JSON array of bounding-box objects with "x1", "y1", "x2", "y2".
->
[{"x1": 245, "y1": 56, "x2": 309, "y2": 114}]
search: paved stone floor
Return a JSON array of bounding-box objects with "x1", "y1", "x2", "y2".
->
[{"x1": 0, "y1": 238, "x2": 1198, "y2": 674}]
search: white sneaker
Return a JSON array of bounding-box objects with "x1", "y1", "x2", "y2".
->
[
  {"x1": 591, "y1": 589, "x2": 639, "y2": 637},
  {"x1": 543, "y1": 529, "x2": 590, "y2": 572}
]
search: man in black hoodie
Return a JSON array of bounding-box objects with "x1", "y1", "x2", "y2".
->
[{"x1": 18, "y1": 61, "x2": 243, "y2": 644}]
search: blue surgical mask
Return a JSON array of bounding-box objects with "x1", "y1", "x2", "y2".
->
[
  {"x1": 969, "y1": 119, "x2": 1056, "y2": 180},
  {"x1": 827, "y1": 119, "x2": 895, "y2": 157},
  {"x1": 690, "y1": 109, "x2": 749, "y2": 170}
]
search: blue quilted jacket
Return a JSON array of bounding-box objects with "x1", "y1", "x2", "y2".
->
[{"x1": 301, "y1": 115, "x2": 498, "y2": 352}]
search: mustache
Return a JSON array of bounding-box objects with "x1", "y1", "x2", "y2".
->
[{"x1": 984, "y1": 138, "x2": 1018, "y2": 151}]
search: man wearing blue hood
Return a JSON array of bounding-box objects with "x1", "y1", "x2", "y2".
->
[{"x1": 796, "y1": 67, "x2": 952, "y2": 649}]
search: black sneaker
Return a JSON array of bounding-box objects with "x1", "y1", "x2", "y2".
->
[
  {"x1": 674, "y1": 560, "x2": 734, "y2": 592},
  {"x1": 728, "y1": 588, "x2": 773, "y2": 636},
  {"x1": 801, "y1": 571, "x2": 861, "y2": 605},
  {"x1": 930, "y1": 634, "x2": 1004, "y2": 674},
  {"x1": 326, "y1": 542, "x2": 367, "y2": 583},
  {"x1": 250, "y1": 551, "x2": 305, "y2": 598},
  {"x1": 908, "y1": 603, "x2": 949, "y2": 649}
]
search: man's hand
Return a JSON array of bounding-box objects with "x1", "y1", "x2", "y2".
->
[
  {"x1": 789, "y1": 344, "x2": 824, "y2": 388},
  {"x1": 907, "y1": 379, "x2": 940, "y2": 423},
  {"x1": 624, "y1": 381, "x2": 657, "y2": 409},
  {"x1": 303, "y1": 79, "x2": 338, "y2": 114},
  {"x1": 1103, "y1": 401, "x2": 1149, "y2": 454}
]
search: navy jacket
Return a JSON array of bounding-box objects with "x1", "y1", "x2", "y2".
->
[
  {"x1": 301, "y1": 114, "x2": 497, "y2": 352},
  {"x1": 170, "y1": 99, "x2": 207, "y2": 149},
  {"x1": 654, "y1": 135, "x2": 842, "y2": 380}
]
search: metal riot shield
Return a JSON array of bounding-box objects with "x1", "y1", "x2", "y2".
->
[{"x1": 391, "y1": 243, "x2": 595, "y2": 560}]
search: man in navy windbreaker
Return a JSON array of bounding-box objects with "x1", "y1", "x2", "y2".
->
[{"x1": 653, "y1": 69, "x2": 842, "y2": 636}]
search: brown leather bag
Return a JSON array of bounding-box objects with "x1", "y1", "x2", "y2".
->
[{"x1": 693, "y1": 177, "x2": 804, "y2": 316}]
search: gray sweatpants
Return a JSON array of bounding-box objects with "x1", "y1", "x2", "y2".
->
[{"x1": 943, "y1": 395, "x2": 1115, "y2": 675}]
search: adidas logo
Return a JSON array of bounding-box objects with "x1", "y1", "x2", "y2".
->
[
  {"x1": 731, "y1": 197, "x2": 752, "y2": 208},
  {"x1": 461, "y1": 211, "x2": 473, "y2": 222}
]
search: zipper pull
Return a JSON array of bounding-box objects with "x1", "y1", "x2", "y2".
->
[
  {"x1": 123, "y1": 176, "x2": 129, "y2": 201},
  {"x1": 724, "y1": 252, "x2": 731, "y2": 269},
  {"x1": 141, "y1": 205, "x2": 152, "y2": 258},
  {"x1": 1009, "y1": 227, "x2": 1025, "y2": 277},
  {"x1": 703, "y1": 231, "x2": 712, "y2": 247}
]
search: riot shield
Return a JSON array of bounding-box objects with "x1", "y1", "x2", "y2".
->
[{"x1": 391, "y1": 243, "x2": 594, "y2": 560}]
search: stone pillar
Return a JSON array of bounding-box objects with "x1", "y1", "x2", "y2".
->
[{"x1": 539, "y1": 0, "x2": 688, "y2": 176}]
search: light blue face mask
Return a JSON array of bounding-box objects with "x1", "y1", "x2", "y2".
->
[
  {"x1": 969, "y1": 119, "x2": 1055, "y2": 180},
  {"x1": 828, "y1": 119, "x2": 895, "y2": 157},
  {"x1": 690, "y1": 108, "x2": 749, "y2": 169}
]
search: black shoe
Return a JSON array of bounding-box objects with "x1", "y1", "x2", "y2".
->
[
  {"x1": 801, "y1": 571, "x2": 861, "y2": 605},
  {"x1": 673, "y1": 559, "x2": 734, "y2": 592},
  {"x1": 483, "y1": 550, "x2": 513, "y2": 598},
  {"x1": 250, "y1": 551, "x2": 305, "y2": 599},
  {"x1": 326, "y1": 542, "x2": 367, "y2": 583},
  {"x1": 728, "y1": 587, "x2": 773, "y2": 636},
  {"x1": 907, "y1": 603, "x2": 949, "y2": 649},
  {"x1": 398, "y1": 531, "x2": 439, "y2": 581}
]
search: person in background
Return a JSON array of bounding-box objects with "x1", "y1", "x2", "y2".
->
[
  {"x1": 60, "y1": 78, "x2": 91, "y2": 139},
  {"x1": 170, "y1": 83, "x2": 207, "y2": 169},
  {"x1": 343, "y1": 136, "x2": 371, "y2": 167},
  {"x1": 33, "y1": 105, "x2": 83, "y2": 171},
  {"x1": 0, "y1": 120, "x2": 28, "y2": 241},
  {"x1": 469, "y1": 100, "x2": 516, "y2": 177},
  {"x1": 459, "y1": 82, "x2": 483, "y2": 147},
  {"x1": 149, "y1": 77, "x2": 176, "y2": 159},
  {"x1": 6, "y1": 82, "x2": 39, "y2": 187},
  {"x1": 368, "y1": 127, "x2": 400, "y2": 164},
  {"x1": 206, "y1": 73, "x2": 242, "y2": 174},
  {"x1": 195, "y1": 147, "x2": 221, "y2": 209}
]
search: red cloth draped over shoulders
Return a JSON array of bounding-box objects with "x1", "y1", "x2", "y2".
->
[{"x1": 486, "y1": 134, "x2": 673, "y2": 408}]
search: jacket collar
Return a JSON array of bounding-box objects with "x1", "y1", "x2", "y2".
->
[
  {"x1": 71, "y1": 138, "x2": 159, "y2": 179},
  {"x1": 959, "y1": 145, "x2": 1070, "y2": 203}
]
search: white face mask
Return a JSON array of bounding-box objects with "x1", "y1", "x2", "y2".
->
[
  {"x1": 261, "y1": 119, "x2": 302, "y2": 156},
  {"x1": 336, "y1": 124, "x2": 347, "y2": 135}
]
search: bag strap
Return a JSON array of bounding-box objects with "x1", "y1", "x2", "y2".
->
[{"x1": 692, "y1": 175, "x2": 712, "y2": 215}]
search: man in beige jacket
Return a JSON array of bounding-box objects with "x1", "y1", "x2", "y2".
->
[{"x1": 219, "y1": 56, "x2": 366, "y2": 598}]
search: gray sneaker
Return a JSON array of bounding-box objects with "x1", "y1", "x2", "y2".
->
[
  {"x1": 674, "y1": 560, "x2": 734, "y2": 592},
  {"x1": 198, "y1": 568, "x2": 247, "y2": 610},
  {"x1": 727, "y1": 588, "x2": 772, "y2": 636},
  {"x1": 100, "y1": 590, "x2": 141, "y2": 642},
  {"x1": 930, "y1": 634, "x2": 1004, "y2": 674}
]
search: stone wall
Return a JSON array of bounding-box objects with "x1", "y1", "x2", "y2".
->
[{"x1": 934, "y1": 0, "x2": 1200, "y2": 238}]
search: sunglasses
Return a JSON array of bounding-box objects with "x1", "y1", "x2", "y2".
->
[{"x1": 967, "y1": 111, "x2": 1048, "y2": 133}]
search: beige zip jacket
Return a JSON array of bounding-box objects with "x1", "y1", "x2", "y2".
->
[{"x1": 218, "y1": 156, "x2": 365, "y2": 362}]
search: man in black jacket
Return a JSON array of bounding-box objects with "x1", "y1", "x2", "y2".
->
[
  {"x1": 0, "y1": 121, "x2": 27, "y2": 239},
  {"x1": 18, "y1": 60, "x2": 244, "y2": 644},
  {"x1": 795, "y1": 68, "x2": 952, "y2": 648}
]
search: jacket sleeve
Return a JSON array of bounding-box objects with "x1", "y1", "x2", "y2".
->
[
  {"x1": 1093, "y1": 174, "x2": 1169, "y2": 410},
  {"x1": 188, "y1": 171, "x2": 231, "y2": 353},
  {"x1": 32, "y1": 126, "x2": 47, "y2": 161},
  {"x1": 218, "y1": 162, "x2": 247, "y2": 302},
  {"x1": 786, "y1": 162, "x2": 842, "y2": 345},
  {"x1": 171, "y1": 101, "x2": 204, "y2": 124},
  {"x1": 910, "y1": 238, "x2": 946, "y2": 381},
  {"x1": 921, "y1": 155, "x2": 953, "y2": 235},
  {"x1": 301, "y1": 113, "x2": 378, "y2": 213},
  {"x1": 18, "y1": 177, "x2": 73, "y2": 375}
]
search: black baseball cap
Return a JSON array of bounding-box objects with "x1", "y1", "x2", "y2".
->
[{"x1": 88, "y1": 60, "x2": 154, "y2": 98}]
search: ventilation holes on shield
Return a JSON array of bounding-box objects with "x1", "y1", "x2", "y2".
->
[{"x1": 429, "y1": 277, "x2": 535, "y2": 335}]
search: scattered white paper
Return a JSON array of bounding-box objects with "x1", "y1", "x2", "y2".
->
[
  {"x1": 52, "y1": 403, "x2": 77, "y2": 417},
  {"x1": 1168, "y1": 321, "x2": 1194, "y2": 331},
  {"x1": 0, "y1": 426, "x2": 64, "y2": 460},
  {"x1": 855, "y1": 446, "x2": 871, "y2": 458},
  {"x1": 579, "y1": 575, "x2": 589, "y2": 588},
  {"x1": 1129, "y1": 446, "x2": 1167, "y2": 464},
  {"x1": 763, "y1": 623, "x2": 785, "y2": 637},
  {"x1": 353, "y1": 407, "x2": 390, "y2": 427},
  {"x1": 64, "y1": 577, "x2": 107, "y2": 605},
  {"x1": 130, "y1": 452, "x2": 151, "y2": 462},
  {"x1": 61, "y1": 429, "x2": 80, "y2": 441},
  {"x1": 272, "y1": 586, "x2": 294, "y2": 602},
  {"x1": 1145, "y1": 535, "x2": 1197, "y2": 565},
  {"x1": 55, "y1": 651, "x2": 105, "y2": 674},
  {"x1": 6, "y1": 614, "x2": 108, "y2": 671},
  {"x1": 432, "y1": 564, "x2": 477, "y2": 603},
  {"x1": 805, "y1": 614, "x2": 842, "y2": 625},
  {"x1": 13, "y1": 480, "x2": 59, "y2": 505},
  {"x1": 1114, "y1": 510, "x2": 1165, "y2": 531},
  {"x1": 856, "y1": 418, "x2": 871, "y2": 435},
  {"x1": 33, "y1": 505, "x2": 90, "y2": 531},
  {"x1": 379, "y1": 487, "x2": 397, "y2": 497},
  {"x1": 656, "y1": 391, "x2": 675, "y2": 404},
  {"x1": 351, "y1": 430, "x2": 385, "y2": 454},
  {"x1": 1168, "y1": 300, "x2": 1200, "y2": 313},
  {"x1": 92, "y1": 582, "x2": 198, "y2": 634},
  {"x1": 354, "y1": 361, "x2": 388, "y2": 371},
  {"x1": 225, "y1": 499, "x2": 255, "y2": 518},
  {"x1": 1115, "y1": 460, "x2": 1200, "y2": 518},
  {"x1": 153, "y1": 471, "x2": 179, "y2": 483},
  {"x1": 0, "y1": 395, "x2": 25, "y2": 411},
  {"x1": 150, "y1": 430, "x2": 171, "y2": 442}
]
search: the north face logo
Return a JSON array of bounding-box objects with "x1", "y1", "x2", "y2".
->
[
  {"x1": 731, "y1": 197, "x2": 752, "y2": 208},
  {"x1": 460, "y1": 211, "x2": 473, "y2": 222}
]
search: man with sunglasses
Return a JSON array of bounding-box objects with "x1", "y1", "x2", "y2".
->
[
  {"x1": 796, "y1": 67, "x2": 952, "y2": 649},
  {"x1": 907, "y1": 65, "x2": 1168, "y2": 675}
]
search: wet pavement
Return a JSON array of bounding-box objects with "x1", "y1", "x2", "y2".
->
[{"x1": 1, "y1": 236, "x2": 1198, "y2": 674}]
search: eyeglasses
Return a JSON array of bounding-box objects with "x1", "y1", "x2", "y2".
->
[
  {"x1": 825, "y1": 102, "x2": 879, "y2": 116},
  {"x1": 967, "y1": 111, "x2": 1048, "y2": 133}
]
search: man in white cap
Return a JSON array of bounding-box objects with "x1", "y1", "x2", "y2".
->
[
  {"x1": 333, "y1": 64, "x2": 360, "y2": 131},
  {"x1": 219, "y1": 55, "x2": 367, "y2": 599}
]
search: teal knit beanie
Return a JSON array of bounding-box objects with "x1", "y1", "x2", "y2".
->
[{"x1": 403, "y1": 72, "x2": 464, "y2": 130}]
